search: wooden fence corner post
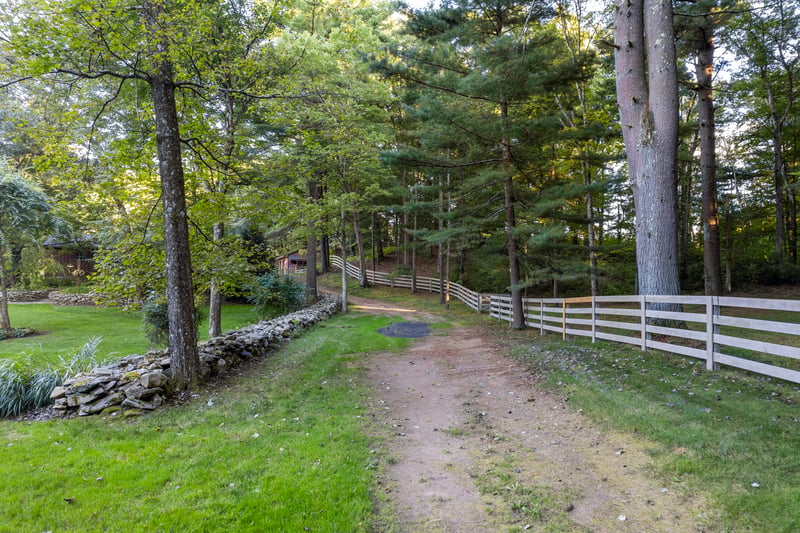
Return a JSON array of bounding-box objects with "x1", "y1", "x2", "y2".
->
[
  {"x1": 562, "y1": 299, "x2": 567, "y2": 341},
  {"x1": 591, "y1": 296, "x2": 597, "y2": 343}
]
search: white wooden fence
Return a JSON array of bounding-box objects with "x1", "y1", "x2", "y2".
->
[
  {"x1": 329, "y1": 257, "x2": 800, "y2": 384},
  {"x1": 330, "y1": 256, "x2": 488, "y2": 312}
]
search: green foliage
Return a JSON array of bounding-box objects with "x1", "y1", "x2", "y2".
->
[
  {"x1": 0, "y1": 336, "x2": 100, "y2": 417},
  {"x1": 18, "y1": 245, "x2": 67, "y2": 289},
  {"x1": 387, "y1": 264, "x2": 412, "y2": 280},
  {"x1": 90, "y1": 242, "x2": 166, "y2": 309},
  {"x1": 0, "y1": 327, "x2": 34, "y2": 341},
  {"x1": 24, "y1": 369, "x2": 60, "y2": 409},
  {"x1": 142, "y1": 300, "x2": 206, "y2": 348},
  {"x1": 91, "y1": 232, "x2": 263, "y2": 311},
  {"x1": 0, "y1": 360, "x2": 27, "y2": 417},
  {"x1": 247, "y1": 270, "x2": 305, "y2": 320},
  {"x1": 141, "y1": 300, "x2": 170, "y2": 347}
]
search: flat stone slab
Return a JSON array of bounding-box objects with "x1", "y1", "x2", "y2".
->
[{"x1": 377, "y1": 322, "x2": 431, "y2": 338}]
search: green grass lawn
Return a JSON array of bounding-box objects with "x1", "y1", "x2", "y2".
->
[
  {"x1": 0, "y1": 313, "x2": 411, "y2": 532},
  {"x1": 509, "y1": 331, "x2": 800, "y2": 532},
  {"x1": 0, "y1": 304, "x2": 261, "y2": 364}
]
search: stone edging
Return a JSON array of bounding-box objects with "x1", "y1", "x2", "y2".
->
[{"x1": 50, "y1": 296, "x2": 341, "y2": 418}]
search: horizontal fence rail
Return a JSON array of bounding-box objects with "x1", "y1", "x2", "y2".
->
[
  {"x1": 329, "y1": 257, "x2": 800, "y2": 384},
  {"x1": 330, "y1": 256, "x2": 487, "y2": 312}
]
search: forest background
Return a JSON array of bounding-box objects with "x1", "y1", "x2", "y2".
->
[{"x1": 0, "y1": 0, "x2": 798, "y2": 384}]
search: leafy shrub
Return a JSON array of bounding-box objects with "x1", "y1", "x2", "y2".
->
[
  {"x1": 142, "y1": 300, "x2": 206, "y2": 347},
  {"x1": 18, "y1": 245, "x2": 67, "y2": 289},
  {"x1": 247, "y1": 270, "x2": 305, "y2": 320},
  {"x1": 0, "y1": 327, "x2": 34, "y2": 341}
]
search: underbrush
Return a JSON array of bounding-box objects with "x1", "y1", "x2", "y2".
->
[{"x1": 512, "y1": 334, "x2": 800, "y2": 532}]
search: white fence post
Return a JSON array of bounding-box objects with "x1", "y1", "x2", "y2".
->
[
  {"x1": 706, "y1": 296, "x2": 720, "y2": 371},
  {"x1": 640, "y1": 295, "x2": 647, "y2": 351},
  {"x1": 591, "y1": 296, "x2": 597, "y2": 343}
]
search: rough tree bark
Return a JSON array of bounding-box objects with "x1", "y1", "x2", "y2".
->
[
  {"x1": 501, "y1": 99, "x2": 525, "y2": 329},
  {"x1": 144, "y1": 0, "x2": 199, "y2": 387},
  {"x1": 696, "y1": 26, "x2": 722, "y2": 295},
  {"x1": 208, "y1": 221, "x2": 225, "y2": 337},
  {"x1": 614, "y1": 0, "x2": 681, "y2": 299},
  {"x1": 305, "y1": 180, "x2": 319, "y2": 305},
  {"x1": 0, "y1": 249, "x2": 11, "y2": 334}
]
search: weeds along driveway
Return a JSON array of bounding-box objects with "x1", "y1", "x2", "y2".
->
[{"x1": 353, "y1": 297, "x2": 716, "y2": 532}]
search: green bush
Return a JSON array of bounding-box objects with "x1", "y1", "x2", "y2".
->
[
  {"x1": 0, "y1": 328, "x2": 34, "y2": 341},
  {"x1": 142, "y1": 300, "x2": 206, "y2": 347},
  {"x1": 247, "y1": 270, "x2": 305, "y2": 320}
]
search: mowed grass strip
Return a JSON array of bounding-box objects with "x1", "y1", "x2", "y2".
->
[
  {"x1": 0, "y1": 313, "x2": 410, "y2": 532},
  {"x1": 0, "y1": 304, "x2": 260, "y2": 364},
  {"x1": 512, "y1": 333, "x2": 800, "y2": 532}
]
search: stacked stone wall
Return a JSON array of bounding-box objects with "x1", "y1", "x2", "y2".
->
[
  {"x1": 0, "y1": 290, "x2": 52, "y2": 302},
  {"x1": 48, "y1": 291, "x2": 97, "y2": 306},
  {"x1": 51, "y1": 296, "x2": 340, "y2": 417}
]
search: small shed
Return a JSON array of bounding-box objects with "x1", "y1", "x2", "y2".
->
[
  {"x1": 42, "y1": 236, "x2": 96, "y2": 277},
  {"x1": 275, "y1": 251, "x2": 307, "y2": 275}
]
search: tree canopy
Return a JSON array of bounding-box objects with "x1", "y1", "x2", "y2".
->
[{"x1": 1, "y1": 0, "x2": 799, "y2": 376}]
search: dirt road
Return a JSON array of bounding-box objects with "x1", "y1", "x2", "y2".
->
[{"x1": 355, "y1": 298, "x2": 716, "y2": 532}]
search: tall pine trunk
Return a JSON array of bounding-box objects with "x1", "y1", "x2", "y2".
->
[
  {"x1": 614, "y1": 0, "x2": 681, "y2": 300},
  {"x1": 501, "y1": 100, "x2": 524, "y2": 329},
  {"x1": 696, "y1": 27, "x2": 722, "y2": 295}
]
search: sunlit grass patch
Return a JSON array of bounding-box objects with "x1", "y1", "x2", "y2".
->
[
  {"x1": 0, "y1": 314, "x2": 409, "y2": 532},
  {"x1": 0, "y1": 303, "x2": 260, "y2": 365}
]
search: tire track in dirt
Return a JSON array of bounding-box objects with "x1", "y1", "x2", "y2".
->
[{"x1": 356, "y1": 299, "x2": 718, "y2": 532}]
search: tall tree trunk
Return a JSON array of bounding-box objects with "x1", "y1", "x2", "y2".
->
[
  {"x1": 340, "y1": 206, "x2": 348, "y2": 313},
  {"x1": 724, "y1": 192, "x2": 734, "y2": 292},
  {"x1": 0, "y1": 247, "x2": 11, "y2": 333},
  {"x1": 320, "y1": 234, "x2": 331, "y2": 273},
  {"x1": 411, "y1": 212, "x2": 418, "y2": 293},
  {"x1": 144, "y1": 0, "x2": 199, "y2": 387},
  {"x1": 501, "y1": 100, "x2": 524, "y2": 328},
  {"x1": 584, "y1": 167, "x2": 598, "y2": 296},
  {"x1": 306, "y1": 230, "x2": 318, "y2": 304},
  {"x1": 438, "y1": 175, "x2": 445, "y2": 304},
  {"x1": 208, "y1": 221, "x2": 225, "y2": 337},
  {"x1": 614, "y1": 0, "x2": 681, "y2": 299},
  {"x1": 353, "y1": 211, "x2": 367, "y2": 288},
  {"x1": 306, "y1": 180, "x2": 320, "y2": 304},
  {"x1": 764, "y1": 71, "x2": 788, "y2": 263},
  {"x1": 696, "y1": 28, "x2": 722, "y2": 295}
]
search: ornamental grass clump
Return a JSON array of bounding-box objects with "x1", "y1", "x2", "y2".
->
[
  {"x1": 0, "y1": 337, "x2": 101, "y2": 417},
  {"x1": 0, "y1": 360, "x2": 28, "y2": 417}
]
